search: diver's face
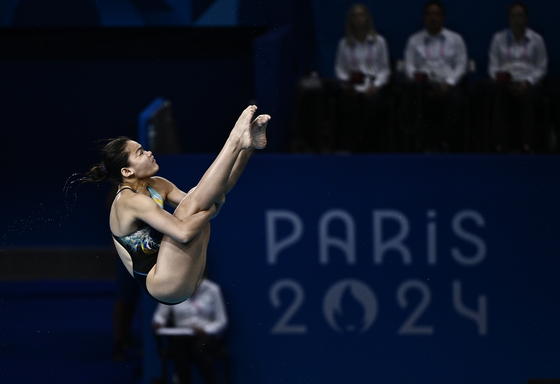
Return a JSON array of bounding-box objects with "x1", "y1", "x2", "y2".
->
[{"x1": 123, "y1": 140, "x2": 158, "y2": 179}]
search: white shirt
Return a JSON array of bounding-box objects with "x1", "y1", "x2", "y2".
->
[
  {"x1": 404, "y1": 28, "x2": 468, "y2": 86},
  {"x1": 488, "y1": 28, "x2": 547, "y2": 84},
  {"x1": 152, "y1": 279, "x2": 228, "y2": 335},
  {"x1": 335, "y1": 34, "x2": 391, "y2": 91}
]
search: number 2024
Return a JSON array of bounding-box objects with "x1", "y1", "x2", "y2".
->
[{"x1": 269, "y1": 279, "x2": 487, "y2": 335}]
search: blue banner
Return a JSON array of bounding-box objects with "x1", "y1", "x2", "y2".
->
[{"x1": 141, "y1": 154, "x2": 560, "y2": 384}]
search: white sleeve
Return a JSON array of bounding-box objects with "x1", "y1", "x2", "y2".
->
[
  {"x1": 202, "y1": 286, "x2": 229, "y2": 335},
  {"x1": 404, "y1": 36, "x2": 416, "y2": 80},
  {"x1": 446, "y1": 34, "x2": 467, "y2": 86},
  {"x1": 152, "y1": 303, "x2": 171, "y2": 326},
  {"x1": 488, "y1": 33, "x2": 501, "y2": 80},
  {"x1": 527, "y1": 34, "x2": 548, "y2": 84},
  {"x1": 374, "y1": 37, "x2": 391, "y2": 87},
  {"x1": 334, "y1": 40, "x2": 349, "y2": 81}
]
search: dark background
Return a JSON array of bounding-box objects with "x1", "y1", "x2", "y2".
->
[{"x1": 1, "y1": 1, "x2": 559, "y2": 384}]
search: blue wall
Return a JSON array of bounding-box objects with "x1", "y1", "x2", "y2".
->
[
  {"x1": 2, "y1": 153, "x2": 560, "y2": 384},
  {"x1": 135, "y1": 154, "x2": 560, "y2": 384}
]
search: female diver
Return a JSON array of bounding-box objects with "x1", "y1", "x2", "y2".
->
[{"x1": 84, "y1": 106, "x2": 269, "y2": 304}]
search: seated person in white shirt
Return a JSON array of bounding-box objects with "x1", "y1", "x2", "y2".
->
[
  {"x1": 488, "y1": 1, "x2": 548, "y2": 153},
  {"x1": 152, "y1": 276, "x2": 228, "y2": 384},
  {"x1": 401, "y1": 0, "x2": 468, "y2": 152},
  {"x1": 334, "y1": 3, "x2": 392, "y2": 152}
]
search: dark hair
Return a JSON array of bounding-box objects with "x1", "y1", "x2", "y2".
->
[
  {"x1": 83, "y1": 136, "x2": 131, "y2": 184},
  {"x1": 423, "y1": 0, "x2": 445, "y2": 15},
  {"x1": 509, "y1": 1, "x2": 528, "y2": 17}
]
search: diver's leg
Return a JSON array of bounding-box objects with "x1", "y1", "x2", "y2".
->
[
  {"x1": 146, "y1": 223, "x2": 211, "y2": 304},
  {"x1": 175, "y1": 111, "x2": 270, "y2": 220},
  {"x1": 181, "y1": 106, "x2": 256, "y2": 214},
  {"x1": 225, "y1": 113, "x2": 270, "y2": 193},
  {"x1": 145, "y1": 110, "x2": 270, "y2": 303}
]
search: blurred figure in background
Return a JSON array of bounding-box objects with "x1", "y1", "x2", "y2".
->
[
  {"x1": 401, "y1": 0, "x2": 468, "y2": 152},
  {"x1": 334, "y1": 3, "x2": 392, "y2": 152},
  {"x1": 152, "y1": 274, "x2": 228, "y2": 384},
  {"x1": 108, "y1": 184, "x2": 141, "y2": 362},
  {"x1": 488, "y1": 1, "x2": 547, "y2": 153},
  {"x1": 112, "y1": 260, "x2": 140, "y2": 361}
]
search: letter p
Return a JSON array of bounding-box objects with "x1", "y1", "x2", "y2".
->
[{"x1": 266, "y1": 210, "x2": 304, "y2": 265}]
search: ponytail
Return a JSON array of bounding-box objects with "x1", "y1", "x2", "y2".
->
[
  {"x1": 82, "y1": 136, "x2": 131, "y2": 184},
  {"x1": 83, "y1": 163, "x2": 111, "y2": 184}
]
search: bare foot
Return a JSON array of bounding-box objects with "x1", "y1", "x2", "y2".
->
[
  {"x1": 231, "y1": 105, "x2": 257, "y2": 149},
  {"x1": 251, "y1": 114, "x2": 270, "y2": 149}
]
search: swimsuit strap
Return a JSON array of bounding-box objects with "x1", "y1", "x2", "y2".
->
[
  {"x1": 115, "y1": 186, "x2": 136, "y2": 196},
  {"x1": 114, "y1": 185, "x2": 163, "y2": 208},
  {"x1": 146, "y1": 186, "x2": 164, "y2": 208}
]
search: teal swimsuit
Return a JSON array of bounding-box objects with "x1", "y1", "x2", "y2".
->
[{"x1": 112, "y1": 186, "x2": 172, "y2": 304}]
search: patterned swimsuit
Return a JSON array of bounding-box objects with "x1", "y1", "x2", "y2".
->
[{"x1": 112, "y1": 186, "x2": 170, "y2": 304}]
